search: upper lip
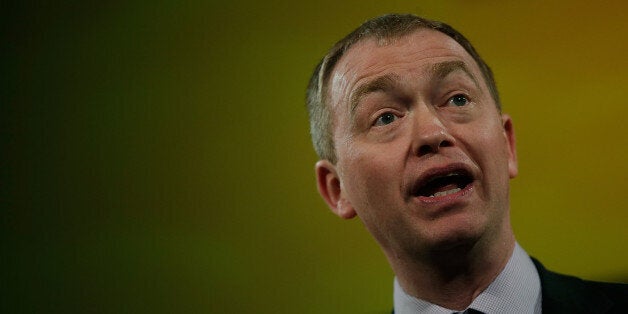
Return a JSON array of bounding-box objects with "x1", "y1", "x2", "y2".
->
[{"x1": 411, "y1": 163, "x2": 475, "y2": 197}]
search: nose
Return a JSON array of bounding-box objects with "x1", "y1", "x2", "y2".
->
[{"x1": 412, "y1": 107, "x2": 455, "y2": 157}]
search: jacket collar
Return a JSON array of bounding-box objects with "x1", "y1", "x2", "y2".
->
[{"x1": 531, "y1": 257, "x2": 614, "y2": 313}]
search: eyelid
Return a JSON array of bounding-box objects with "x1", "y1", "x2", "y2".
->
[
  {"x1": 371, "y1": 109, "x2": 403, "y2": 126},
  {"x1": 443, "y1": 92, "x2": 472, "y2": 106}
]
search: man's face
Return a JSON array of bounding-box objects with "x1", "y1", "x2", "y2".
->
[{"x1": 315, "y1": 29, "x2": 518, "y2": 257}]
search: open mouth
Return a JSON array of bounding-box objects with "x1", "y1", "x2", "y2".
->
[{"x1": 413, "y1": 168, "x2": 474, "y2": 198}]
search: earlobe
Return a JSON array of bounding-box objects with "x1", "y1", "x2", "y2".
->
[
  {"x1": 501, "y1": 114, "x2": 518, "y2": 179},
  {"x1": 315, "y1": 160, "x2": 357, "y2": 219}
]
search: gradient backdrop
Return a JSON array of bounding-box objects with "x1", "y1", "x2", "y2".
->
[{"x1": 3, "y1": 0, "x2": 627, "y2": 313}]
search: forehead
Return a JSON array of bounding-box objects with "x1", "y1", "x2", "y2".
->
[{"x1": 328, "y1": 29, "x2": 481, "y2": 107}]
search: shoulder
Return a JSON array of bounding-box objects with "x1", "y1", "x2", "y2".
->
[
  {"x1": 587, "y1": 280, "x2": 628, "y2": 306},
  {"x1": 531, "y1": 257, "x2": 628, "y2": 314}
]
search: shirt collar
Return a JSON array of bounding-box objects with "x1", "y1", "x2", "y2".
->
[{"x1": 393, "y1": 242, "x2": 542, "y2": 314}]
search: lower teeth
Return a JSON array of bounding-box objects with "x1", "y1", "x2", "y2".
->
[{"x1": 430, "y1": 188, "x2": 461, "y2": 197}]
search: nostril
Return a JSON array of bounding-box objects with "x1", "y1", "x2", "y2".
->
[
  {"x1": 440, "y1": 140, "x2": 453, "y2": 148},
  {"x1": 418, "y1": 145, "x2": 433, "y2": 156},
  {"x1": 417, "y1": 140, "x2": 452, "y2": 156}
]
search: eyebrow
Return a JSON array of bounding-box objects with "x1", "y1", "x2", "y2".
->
[
  {"x1": 348, "y1": 61, "x2": 479, "y2": 114},
  {"x1": 350, "y1": 73, "x2": 400, "y2": 114},
  {"x1": 431, "y1": 60, "x2": 480, "y2": 88}
]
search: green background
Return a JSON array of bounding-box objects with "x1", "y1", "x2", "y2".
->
[{"x1": 3, "y1": 0, "x2": 627, "y2": 313}]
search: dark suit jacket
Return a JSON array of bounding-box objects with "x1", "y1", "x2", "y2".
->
[
  {"x1": 392, "y1": 259, "x2": 627, "y2": 313},
  {"x1": 531, "y1": 258, "x2": 628, "y2": 314}
]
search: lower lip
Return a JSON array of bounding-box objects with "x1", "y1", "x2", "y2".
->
[{"x1": 415, "y1": 181, "x2": 474, "y2": 204}]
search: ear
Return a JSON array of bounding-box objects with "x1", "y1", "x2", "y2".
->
[
  {"x1": 501, "y1": 114, "x2": 518, "y2": 179},
  {"x1": 315, "y1": 160, "x2": 357, "y2": 219}
]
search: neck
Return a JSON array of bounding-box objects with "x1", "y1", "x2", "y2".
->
[{"x1": 389, "y1": 225, "x2": 516, "y2": 311}]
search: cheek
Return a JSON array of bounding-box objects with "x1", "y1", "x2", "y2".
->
[
  {"x1": 478, "y1": 132, "x2": 512, "y2": 180},
  {"x1": 458, "y1": 123, "x2": 511, "y2": 175},
  {"x1": 340, "y1": 146, "x2": 404, "y2": 209},
  {"x1": 346, "y1": 154, "x2": 394, "y2": 193}
]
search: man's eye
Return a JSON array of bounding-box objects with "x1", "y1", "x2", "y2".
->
[
  {"x1": 448, "y1": 94, "x2": 469, "y2": 107},
  {"x1": 374, "y1": 112, "x2": 398, "y2": 126}
]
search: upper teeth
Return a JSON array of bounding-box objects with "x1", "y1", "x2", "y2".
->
[{"x1": 430, "y1": 188, "x2": 461, "y2": 197}]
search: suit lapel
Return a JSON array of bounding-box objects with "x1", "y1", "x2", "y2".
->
[{"x1": 531, "y1": 258, "x2": 614, "y2": 313}]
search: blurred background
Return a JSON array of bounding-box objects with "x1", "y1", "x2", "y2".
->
[{"x1": 2, "y1": 0, "x2": 627, "y2": 312}]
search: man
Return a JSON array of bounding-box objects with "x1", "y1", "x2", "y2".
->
[{"x1": 306, "y1": 14, "x2": 627, "y2": 313}]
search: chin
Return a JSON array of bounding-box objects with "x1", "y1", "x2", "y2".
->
[{"x1": 420, "y1": 215, "x2": 486, "y2": 252}]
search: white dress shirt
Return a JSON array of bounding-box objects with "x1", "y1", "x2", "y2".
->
[{"x1": 393, "y1": 242, "x2": 542, "y2": 313}]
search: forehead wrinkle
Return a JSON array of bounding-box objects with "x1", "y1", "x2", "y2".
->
[
  {"x1": 430, "y1": 60, "x2": 480, "y2": 89},
  {"x1": 349, "y1": 73, "x2": 401, "y2": 115}
]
